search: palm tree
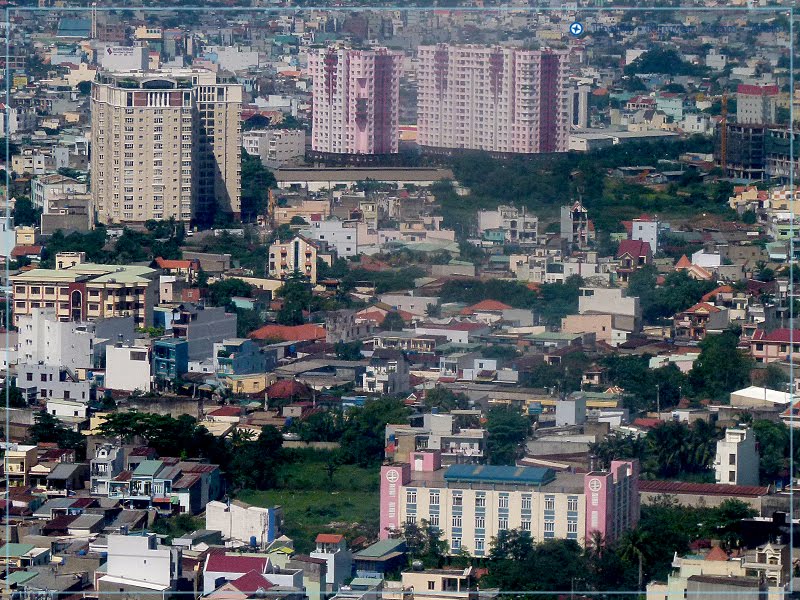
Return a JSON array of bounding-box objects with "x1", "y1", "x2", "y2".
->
[{"x1": 619, "y1": 528, "x2": 649, "y2": 593}]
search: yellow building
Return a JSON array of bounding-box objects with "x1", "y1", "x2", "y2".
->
[
  {"x1": 268, "y1": 234, "x2": 319, "y2": 284},
  {"x1": 11, "y1": 263, "x2": 158, "y2": 327},
  {"x1": 223, "y1": 373, "x2": 276, "y2": 396},
  {"x1": 3, "y1": 443, "x2": 38, "y2": 487}
]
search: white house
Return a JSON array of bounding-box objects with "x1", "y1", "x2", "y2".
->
[
  {"x1": 105, "y1": 344, "x2": 152, "y2": 392},
  {"x1": 714, "y1": 427, "x2": 760, "y2": 486}
]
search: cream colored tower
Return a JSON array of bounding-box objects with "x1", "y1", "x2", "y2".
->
[{"x1": 91, "y1": 68, "x2": 242, "y2": 226}]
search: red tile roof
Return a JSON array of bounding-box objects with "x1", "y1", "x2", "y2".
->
[
  {"x1": 460, "y1": 299, "x2": 512, "y2": 314},
  {"x1": 249, "y1": 323, "x2": 325, "y2": 342},
  {"x1": 705, "y1": 546, "x2": 730, "y2": 561},
  {"x1": 266, "y1": 379, "x2": 313, "y2": 400},
  {"x1": 155, "y1": 257, "x2": 200, "y2": 270},
  {"x1": 208, "y1": 406, "x2": 241, "y2": 417},
  {"x1": 616, "y1": 239, "x2": 651, "y2": 259},
  {"x1": 205, "y1": 554, "x2": 269, "y2": 575},
  {"x1": 11, "y1": 245, "x2": 42, "y2": 257},
  {"x1": 632, "y1": 417, "x2": 661, "y2": 430},
  {"x1": 315, "y1": 533, "x2": 344, "y2": 543},
  {"x1": 701, "y1": 285, "x2": 734, "y2": 303},
  {"x1": 229, "y1": 570, "x2": 274, "y2": 594},
  {"x1": 750, "y1": 328, "x2": 800, "y2": 343},
  {"x1": 675, "y1": 254, "x2": 693, "y2": 268},
  {"x1": 638, "y1": 480, "x2": 769, "y2": 498}
]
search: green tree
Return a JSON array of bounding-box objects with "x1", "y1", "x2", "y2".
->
[
  {"x1": 13, "y1": 198, "x2": 41, "y2": 227},
  {"x1": 619, "y1": 528, "x2": 649, "y2": 591},
  {"x1": 380, "y1": 311, "x2": 406, "y2": 332},
  {"x1": 688, "y1": 331, "x2": 753, "y2": 400},
  {"x1": 485, "y1": 406, "x2": 530, "y2": 465},
  {"x1": 207, "y1": 279, "x2": 254, "y2": 308},
  {"x1": 334, "y1": 341, "x2": 363, "y2": 361},
  {"x1": 276, "y1": 271, "x2": 312, "y2": 325},
  {"x1": 423, "y1": 387, "x2": 469, "y2": 412},
  {"x1": 28, "y1": 411, "x2": 86, "y2": 460},
  {"x1": 240, "y1": 149, "x2": 276, "y2": 223},
  {"x1": 752, "y1": 420, "x2": 789, "y2": 483},
  {"x1": 340, "y1": 398, "x2": 410, "y2": 467}
]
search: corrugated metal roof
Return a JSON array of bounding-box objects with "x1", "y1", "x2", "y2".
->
[{"x1": 444, "y1": 464, "x2": 555, "y2": 485}]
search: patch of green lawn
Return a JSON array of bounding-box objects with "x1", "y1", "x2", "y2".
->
[{"x1": 237, "y1": 457, "x2": 380, "y2": 553}]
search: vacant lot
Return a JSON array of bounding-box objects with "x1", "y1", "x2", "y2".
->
[{"x1": 238, "y1": 456, "x2": 380, "y2": 553}]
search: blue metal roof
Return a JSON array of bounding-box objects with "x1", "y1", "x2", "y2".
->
[{"x1": 444, "y1": 464, "x2": 556, "y2": 485}]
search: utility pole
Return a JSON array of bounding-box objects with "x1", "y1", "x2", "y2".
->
[{"x1": 656, "y1": 383, "x2": 660, "y2": 416}]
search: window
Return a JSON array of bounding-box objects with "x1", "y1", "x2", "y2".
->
[
  {"x1": 729, "y1": 471, "x2": 736, "y2": 483},
  {"x1": 475, "y1": 496, "x2": 486, "y2": 508},
  {"x1": 451, "y1": 537, "x2": 461, "y2": 550},
  {"x1": 521, "y1": 519, "x2": 531, "y2": 531},
  {"x1": 475, "y1": 516, "x2": 485, "y2": 529},
  {"x1": 430, "y1": 513, "x2": 439, "y2": 527},
  {"x1": 729, "y1": 453, "x2": 736, "y2": 465},
  {"x1": 567, "y1": 496, "x2": 579, "y2": 512},
  {"x1": 498, "y1": 517, "x2": 508, "y2": 530},
  {"x1": 521, "y1": 495, "x2": 532, "y2": 510},
  {"x1": 407, "y1": 490, "x2": 417, "y2": 504},
  {"x1": 427, "y1": 582, "x2": 435, "y2": 591},
  {"x1": 544, "y1": 520, "x2": 555, "y2": 533},
  {"x1": 475, "y1": 539, "x2": 485, "y2": 552},
  {"x1": 567, "y1": 521, "x2": 578, "y2": 535},
  {"x1": 544, "y1": 495, "x2": 555, "y2": 511},
  {"x1": 453, "y1": 494, "x2": 462, "y2": 507},
  {"x1": 498, "y1": 496, "x2": 509, "y2": 509},
  {"x1": 406, "y1": 515, "x2": 417, "y2": 525},
  {"x1": 452, "y1": 515, "x2": 461, "y2": 528}
]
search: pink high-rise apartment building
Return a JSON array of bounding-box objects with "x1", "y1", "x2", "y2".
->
[
  {"x1": 309, "y1": 47, "x2": 402, "y2": 155},
  {"x1": 417, "y1": 45, "x2": 570, "y2": 154}
]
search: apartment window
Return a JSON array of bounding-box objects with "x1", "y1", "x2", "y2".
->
[
  {"x1": 498, "y1": 496, "x2": 509, "y2": 509},
  {"x1": 729, "y1": 471, "x2": 736, "y2": 483},
  {"x1": 406, "y1": 515, "x2": 417, "y2": 525},
  {"x1": 568, "y1": 496, "x2": 578, "y2": 512},
  {"x1": 429, "y1": 491, "x2": 439, "y2": 506},
  {"x1": 475, "y1": 496, "x2": 486, "y2": 508},
  {"x1": 475, "y1": 539, "x2": 485, "y2": 552},
  {"x1": 544, "y1": 520, "x2": 555, "y2": 534},
  {"x1": 544, "y1": 496, "x2": 555, "y2": 511},
  {"x1": 452, "y1": 515, "x2": 461, "y2": 528},
  {"x1": 30, "y1": 287, "x2": 40, "y2": 294},
  {"x1": 475, "y1": 516, "x2": 485, "y2": 529},
  {"x1": 429, "y1": 513, "x2": 439, "y2": 527},
  {"x1": 498, "y1": 517, "x2": 508, "y2": 530},
  {"x1": 567, "y1": 521, "x2": 578, "y2": 535},
  {"x1": 453, "y1": 494, "x2": 462, "y2": 507},
  {"x1": 729, "y1": 454, "x2": 736, "y2": 465},
  {"x1": 521, "y1": 495, "x2": 532, "y2": 510},
  {"x1": 44, "y1": 287, "x2": 54, "y2": 295},
  {"x1": 521, "y1": 519, "x2": 531, "y2": 531},
  {"x1": 407, "y1": 490, "x2": 417, "y2": 504},
  {"x1": 427, "y1": 582, "x2": 435, "y2": 591},
  {"x1": 451, "y1": 537, "x2": 461, "y2": 551}
]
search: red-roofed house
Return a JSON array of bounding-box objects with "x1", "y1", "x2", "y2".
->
[
  {"x1": 203, "y1": 554, "x2": 270, "y2": 595},
  {"x1": 310, "y1": 533, "x2": 351, "y2": 589},
  {"x1": 11, "y1": 245, "x2": 43, "y2": 261},
  {"x1": 673, "y1": 302, "x2": 730, "y2": 342},
  {"x1": 460, "y1": 299, "x2": 513, "y2": 315},
  {"x1": 249, "y1": 323, "x2": 325, "y2": 343},
  {"x1": 615, "y1": 239, "x2": 652, "y2": 284},
  {"x1": 154, "y1": 257, "x2": 201, "y2": 283},
  {"x1": 674, "y1": 255, "x2": 713, "y2": 281},
  {"x1": 207, "y1": 570, "x2": 274, "y2": 599},
  {"x1": 750, "y1": 329, "x2": 800, "y2": 364}
]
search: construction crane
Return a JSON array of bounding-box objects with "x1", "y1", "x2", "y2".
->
[{"x1": 720, "y1": 90, "x2": 728, "y2": 173}]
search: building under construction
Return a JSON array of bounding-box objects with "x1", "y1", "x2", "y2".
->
[{"x1": 715, "y1": 123, "x2": 799, "y2": 183}]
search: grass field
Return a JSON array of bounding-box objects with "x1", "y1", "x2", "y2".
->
[{"x1": 237, "y1": 456, "x2": 380, "y2": 553}]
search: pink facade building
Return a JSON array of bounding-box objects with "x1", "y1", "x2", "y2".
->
[
  {"x1": 309, "y1": 47, "x2": 402, "y2": 155},
  {"x1": 416, "y1": 45, "x2": 570, "y2": 154},
  {"x1": 379, "y1": 450, "x2": 639, "y2": 554}
]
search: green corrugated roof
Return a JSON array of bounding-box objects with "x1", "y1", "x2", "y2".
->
[
  {"x1": 354, "y1": 538, "x2": 405, "y2": 558},
  {"x1": 4, "y1": 570, "x2": 38, "y2": 585},
  {"x1": 133, "y1": 460, "x2": 163, "y2": 477},
  {"x1": 0, "y1": 543, "x2": 35, "y2": 557}
]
